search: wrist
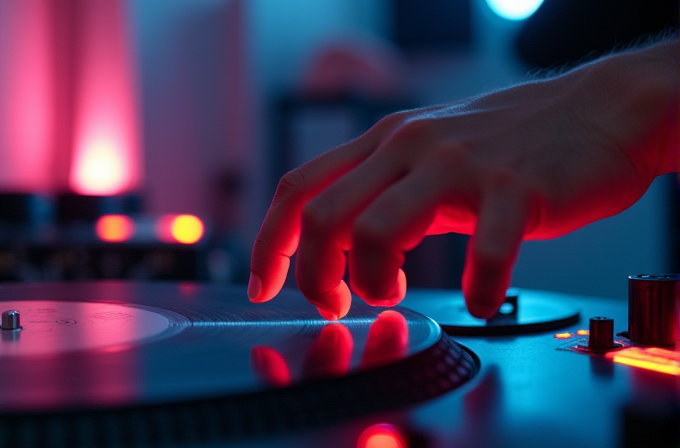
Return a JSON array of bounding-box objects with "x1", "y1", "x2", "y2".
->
[{"x1": 575, "y1": 40, "x2": 678, "y2": 178}]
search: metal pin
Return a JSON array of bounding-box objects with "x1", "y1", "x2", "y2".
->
[{"x1": 1, "y1": 310, "x2": 21, "y2": 330}]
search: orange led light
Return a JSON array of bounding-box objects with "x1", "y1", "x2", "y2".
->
[
  {"x1": 606, "y1": 347, "x2": 680, "y2": 376},
  {"x1": 554, "y1": 333, "x2": 572, "y2": 339},
  {"x1": 357, "y1": 424, "x2": 407, "y2": 448},
  {"x1": 156, "y1": 214, "x2": 205, "y2": 245},
  {"x1": 576, "y1": 330, "x2": 589, "y2": 336},
  {"x1": 95, "y1": 215, "x2": 134, "y2": 242}
]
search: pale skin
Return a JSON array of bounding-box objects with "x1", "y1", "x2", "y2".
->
[{"x1": 249, "y1": 39, "x2": 679, "y2": 320}]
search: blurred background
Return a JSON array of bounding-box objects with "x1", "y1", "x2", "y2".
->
[{"x1": 0, "y1": 0, "x2": 677, "y2": 300}]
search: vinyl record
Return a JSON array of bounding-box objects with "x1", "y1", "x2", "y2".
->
[{"x1": 0, "y1": 281, "x2": 477, "y2": 448}]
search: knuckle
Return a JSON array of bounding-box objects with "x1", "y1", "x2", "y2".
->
[
  {"x1": 301, "y1": 197, "x2": 335, "y2": 234},
  {"x1": 274, "y1": 168, "x2": 307, "y2": 202},
  {"x1": 422, "y1": 142, "x2": 477, "y2": 191},
  {"x1": 353, "y1": 216, "x2": 391, "y2": 248},
  {"x1": 374, "y1": 110, "x2": 409, "y2": 132},
  {"x1": 432, "y1": 143, "x2": 467, "y2": 172},
  {"x1": 251, "y1": 232, "x2": 271, "y2": 254},
  {"x1": 390, "y1": 118, "x2": 432, "y2": 143},
  {"x1": 441, "y1": 139, "x2": 478, "y2": 166},
  {"x1": 472, "y1": 245, "x2": 507, "y2": 270}
]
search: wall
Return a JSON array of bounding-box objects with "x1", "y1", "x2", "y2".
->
[
  {"x1": 127, "y1": 0, "x2": 674, "y2": 298},
  {"x1": 243, "y1": 0, "x2": 675, "y2": 299}
]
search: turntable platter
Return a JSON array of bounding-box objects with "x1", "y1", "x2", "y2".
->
[
  {"x1": 0, "y1": 301, "x2": 173, "y2": 357},
  {"x1": 0, "y1": 282, "x2": 477, "y2": 446}
]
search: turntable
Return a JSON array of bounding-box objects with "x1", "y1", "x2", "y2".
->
[{"x1": 0, "y1": 277, "x2": 678, "y2": 448}]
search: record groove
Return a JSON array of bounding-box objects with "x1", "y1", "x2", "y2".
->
[{"x1": 0, "y1": 282, "x2": 478, "y2": 447}]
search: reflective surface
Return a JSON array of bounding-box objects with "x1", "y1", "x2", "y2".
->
[
  {"x1": 1, "y1": 284, "x2": 678, "y2": 448},
  {"x1": 251, "y1": 310, "x2": 409, "y2": 386},
  {"x1": 0, "y1": 282, "x2": 476, "y2": 422},
  {"x1": 0, "y1": 301, "x2": 171, "y2": 357}
]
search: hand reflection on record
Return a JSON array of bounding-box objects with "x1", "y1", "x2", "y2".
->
[{"x1": 251, "y1": 310, "x2": 408, "y2": 387}]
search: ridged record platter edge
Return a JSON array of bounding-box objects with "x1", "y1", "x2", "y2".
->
[{"x1": 0, "y1": 281, "x2": 478, "y2": 447}]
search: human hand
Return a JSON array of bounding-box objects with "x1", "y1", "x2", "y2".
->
[{"x1": 249, "y1": 42, "x2": 677, "y2": 320}]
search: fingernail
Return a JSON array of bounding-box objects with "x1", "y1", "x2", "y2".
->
[
  {"x1": 316, "y1": 306, "x2": 339, "y2": 321},
  {"x1": 248, "y1": 272, "x2": 262, "y2": 302}
]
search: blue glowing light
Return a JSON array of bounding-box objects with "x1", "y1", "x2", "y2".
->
[{"x1": 485, "y1": 0, "x2": 544, "y2": 21}]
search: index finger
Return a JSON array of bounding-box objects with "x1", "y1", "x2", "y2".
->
[{"x1": 249, "y1": 133, "x2": 378, "y2": 303}]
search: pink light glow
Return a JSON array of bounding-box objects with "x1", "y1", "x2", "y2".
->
[
  {"x1": 0, "y1": 2, "x2": 53, "y2": 192},
  {"x1": 69, "y1": 0, "x2": 141, "y2": 195}
]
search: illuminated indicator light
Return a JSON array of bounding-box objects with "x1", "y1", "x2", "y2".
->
[
  {"x1": 95, "y1": 215, "x2": 134, "y2": 242},
  {"x1": 577, "y1": 330, "x2": 589, "y2": 336},
  {"x1": 485, "y1": 0, "x2": 544, "y2": 21},
  {"x1": 69, "y1": 1, "x2": 141, "y2": 196},
  {"x1": 357, "y1": 424, "x2": 407, "y2": 448},
  {"x1": 554, "y1": 333, "x2": 572, "y2": 339},
  {"x1": 71, "y1": 141, "x2": 127, "y2": 195},
  {"x1": 171, "y1": 215, "x2": 204, "y2": 244},
  {"x1": 156, "y1": 215, "x2": 205, "y2": 245},
  {"x1": 606, "y1": 347, "x2": 680, "y2": 376}
]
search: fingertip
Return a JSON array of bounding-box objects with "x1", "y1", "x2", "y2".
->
[
  {"x1": 337, "y1": 290, "x2": 351, "y2": 319},
  {"x1": 308, "y1": 280, "x2": 352, "y2": 321},
  {"x1": 358, "y1": 268, "x2": 407, "y2": 307},
  {"x1": 395, "y1": 268, "x2": 407, "y2": 302},
  {"x1": 316, "y1": 306, "x2": 339, "y2": 321},
  {"x1": 461, "y1": 259, "x2": 507, "y2": 319},
  {"x1": 249, "y1": 257, "x2": 291, "y2": 303},
  {"x1": 247, "y1": 272, "x2": 262, "y2": 302}
]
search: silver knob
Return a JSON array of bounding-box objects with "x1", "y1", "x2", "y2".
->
[{"x1": 1, "y1": 310, "x2": 21, "y2": 330}]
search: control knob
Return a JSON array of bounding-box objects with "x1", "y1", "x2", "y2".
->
[{"x1": 628, "y1": 274, "x2": 679, "y2": 346}]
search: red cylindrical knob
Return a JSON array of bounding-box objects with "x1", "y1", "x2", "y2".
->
[
  {"x1": 628, "y1": 274, "x2": 679, "y2": 346},
  {"x1": 588, "y1": 317, "x2": 614, "y2": 350}
]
